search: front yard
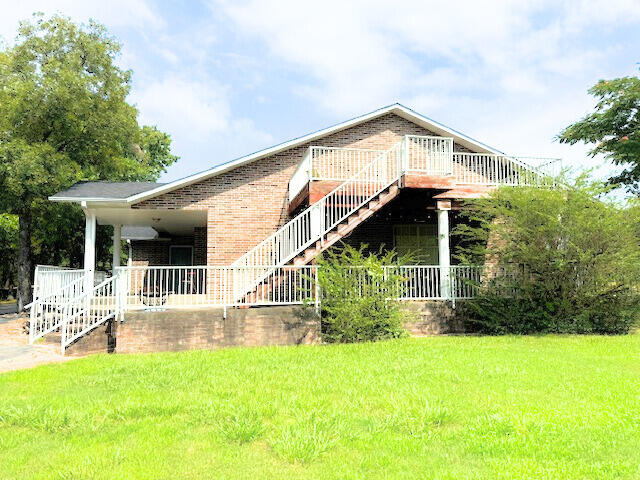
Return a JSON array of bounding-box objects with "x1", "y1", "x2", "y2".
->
[{"x1": 1, "y1": 336, "x2": 639, "y2": 479}]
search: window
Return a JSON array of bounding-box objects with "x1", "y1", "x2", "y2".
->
[{"x1": 393, "y1": 224, "x2": 438, "y2": 264}]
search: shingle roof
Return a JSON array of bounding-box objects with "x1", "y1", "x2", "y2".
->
[{"x1": 50, "y1": 181, "x2": 166, "y2": 201}]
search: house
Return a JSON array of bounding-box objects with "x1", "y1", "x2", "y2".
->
[{"x1": 29, "y1": 104, "x2": 560, "y2": 354}]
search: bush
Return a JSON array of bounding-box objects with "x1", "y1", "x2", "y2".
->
[
  {"x1": 455, "y1": 175, "x2": 640, "y2": 334},
  {"x1": 315, "y1": 245, "x2": 410, "y2": 343}
]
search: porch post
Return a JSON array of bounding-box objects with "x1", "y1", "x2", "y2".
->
[
  {"x1": 83, "y1": 208, "x2": 96, "y2": 290},
  {"x1": 436, "y1": 200, "x2": 451, "y2": 299},
  {"x1": 112, "y1": 224, "x2": 122, "y2": 269}
]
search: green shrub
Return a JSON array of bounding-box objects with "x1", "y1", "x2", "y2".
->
[
  {"x1": 455, "y1": 175, "x2": 640, "y2": 334},
  {"x1": 315, "y1": 244, "x2": 410, "y2": 343}
]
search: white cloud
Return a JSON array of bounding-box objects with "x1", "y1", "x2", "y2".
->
[
  {"x1": 210, "y1": 0, "x2": 640, "y2": 174},
  {"x1": 133, "y1": 75, "x2": 231, "y2": 139},
  {"x1": 0, "y1": 0, "x2": 164, "y2": 42},
  {"x1": 131, "y1": 74, "x2": 274, "y2": 181}
]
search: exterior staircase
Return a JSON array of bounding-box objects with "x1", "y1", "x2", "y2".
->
[
  {"x1": 237, "y1": 183, "x2": 400, "y2": 304},
  {"x1": 293, "y1": 183, "x2": 400, "y2": 265},
  {"x1": 231, "y1": 141, "x2": 404, "y2": 302}
]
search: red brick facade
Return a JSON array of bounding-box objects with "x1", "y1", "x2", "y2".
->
[{"x1": 130, "y1": 113, "x2": 471, "y2": 266}]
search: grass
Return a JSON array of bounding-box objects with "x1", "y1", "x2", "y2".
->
[{"x1": 1, "y1": 336, "x2": 639, "y2": 479}]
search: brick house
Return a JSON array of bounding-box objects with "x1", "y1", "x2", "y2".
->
[{"x1": 32, "y1": 104, "x2": 559, "y2": 353}]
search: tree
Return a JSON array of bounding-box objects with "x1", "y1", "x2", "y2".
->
[
  {"x1": 0, "y1": 14, "x2": 177, "y2": 310},
  {"x1": 0, "y1": 214, "x2": 18, "y2": 295},
  {"x1": 558, "y1": 76, "x2": 640, "y2": 192},
  {"x1": 454, "y1": 176, "x2": 640, "y2": 334}
]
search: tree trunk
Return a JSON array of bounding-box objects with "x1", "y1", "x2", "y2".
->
[{"x1": 17, "y1": 210, "x2": 33, "y2": 311}]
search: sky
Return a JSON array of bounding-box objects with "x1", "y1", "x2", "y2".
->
[{"x1": 1, "y1": 0, "x2": 639, "y2": 182}]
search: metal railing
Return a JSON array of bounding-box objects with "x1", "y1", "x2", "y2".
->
[
  {"x1": 28, "y1": 275, "x2": 88, "y2": 344},
  {"x1": 112, "y1": 264, "x2": 481, "y2": 311},
  {"x1": 32, "y1": 265, "x2": 87, "y2": 304},
  {"x1": 309, "y1": 146, "x2": 386, "y2": 181},
  {"x1": 115, "y1": 265, "x2": 319, "y2": 309},
  {"x1": 60, "y1": 275, "x2": 120, "y2": 353},
  {"x1": 452, "y1": 153, "x2": 561, "y2": 186},
  {"x1": 27, "y1": 263, "x2": 482, "y2": 353},
  {"x1": 404, "y1": 135, "x2": 454, "y2": 175},
  {"x1": 288, "y1": 136, "x2": 561, "y2": 198}
]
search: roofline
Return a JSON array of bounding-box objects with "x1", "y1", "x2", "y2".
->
[
  {"x1": 48, "y1": 196, "x2": 131, "y2": 203},
  {"x1": 51, "y1": 103, "x2": 506, "y2": 205}
]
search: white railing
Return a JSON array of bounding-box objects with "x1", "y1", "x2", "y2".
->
[
  {"x1": 288, "y1": 147, "x2": 387, "y2": 202},
  {"x1": 60, "y1": 275, "x2": 120, "y2": 353},
  {"x1": 288, "y1": 136, "x2": 560, "y2": 195},
  {"x1": 115, "y1": 265, "x2": 318, "y2": 308},
  {"x1": 340, "y1": 265, "x2": 481, "y2": 301},
  {"x1": 288, "y1": 148, "x2": 312, "y2": 202},
  {"x1": 404, "y1": 135, "x2": 453, "y2": 175},
  {"x1": 29, "y1": 275, "x2": 88, "y2": 344},
  {"x1": 27, "y1": 263, "x2": 482, "y2": 351},
  {"x1": 234, "y1": 141, "x2": 404, "y2": 302},
  {"x1": 452, "y1": 153, "x2": 560, "y2": 186},
  {"x1": 112, "y1": 264, "x2": 481, "y2": 311},
  {"x1": 310, "y1": 146, "x2": 386, "y2": 181},
  {"x1": 32, "y1": 265, "x2": 86, "y2": 304}
]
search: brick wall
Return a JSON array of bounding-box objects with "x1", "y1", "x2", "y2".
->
[
  {"x1": 131, "y1": 113, "x2": 471, "y2": 265},
  {"x1": 194, "y1": 227, "x2": 207, "y2": 265},
  {"x1": 58, "y1": 303, "x2": 461, "y2": 356},
  {"x1": 131, "y1": 240, "x2": 170, "y2": 266},
  {"x1": 115, "y1": 307, "x2": 320, "y2": 353},
  {"x1": 402, "y1": 301, "x2": 464, "y2": 335}
]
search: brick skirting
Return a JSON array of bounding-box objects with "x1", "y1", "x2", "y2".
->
[{"x1": 58, "y1": 302, "x2": 462, "y2": 355}]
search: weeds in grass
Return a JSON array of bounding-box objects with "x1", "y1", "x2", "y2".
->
[
  {"x1": 271, "y1": 414, "x2": 339, "y2": 463},
  {"x1": 382, "y1": 396, "x2": 453, "y2": 437},
  {"x1": 472, "y1": 413, "x2": 516, "y2": 438},
  {"x1": 0, "y1": 405, "x2": 76, "y2": 432},
  {"x1": 218, "y1": 409, "x2": 264, "y2": 444}
]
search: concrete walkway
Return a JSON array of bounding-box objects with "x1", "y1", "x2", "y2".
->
[{"x1": 0, "y1": 314, "x2": 71, "y2": 374}]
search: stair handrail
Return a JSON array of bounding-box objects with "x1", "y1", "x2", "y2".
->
[
  {"x1": 27, "y1": 274, "x2": 89, "y2": 344},
  {"x1": 59, "y1": 274, "x2": 120, "y2": 354},
  {"x1": 231, "y1": 141, "x2": 404, "y2": 300}
]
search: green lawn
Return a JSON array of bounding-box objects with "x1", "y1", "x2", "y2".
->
[{"x1": 1, "y1": 336, "x2": 639, "y2": 479}]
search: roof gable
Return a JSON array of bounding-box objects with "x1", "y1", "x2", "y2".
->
[{"x1": 50, "y1": 103, "x2": 503, "y2": 205}]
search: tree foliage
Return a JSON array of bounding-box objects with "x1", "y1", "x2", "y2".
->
[
  {"x1": 316, "y1": 245, "x2": 410, "y2": 343},
  {"x1": 558, "y1": 76, "x2": 640, "y2": 192},
  {"x1": 0, "y1": 14, "x2": 178, "y2": 306},
  {"x1": 455, "y1": 176, "x2": 640, "y2": 334}
]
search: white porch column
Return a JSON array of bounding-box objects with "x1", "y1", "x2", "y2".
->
[
  {"x1": 112, "y1": 224, "x2": 122, "y2": 269},
  {"x1": 83, "y1": 208, "x2": 96, "y2": 290},
  {"x1": 436, "y1": 200, "x2": 451, "y2": 299}
]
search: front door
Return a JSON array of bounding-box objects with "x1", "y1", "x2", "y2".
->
[
  {"x1": 170, "y1": 246, "x2": 193, "y2": 266},
  {"x1": 170, "y1": 246, "x2": 193, "y2": 294}
]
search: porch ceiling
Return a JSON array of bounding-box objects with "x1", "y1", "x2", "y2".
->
[{"x1": 92, "y1": 208, "x2": 206, "y2": 236}]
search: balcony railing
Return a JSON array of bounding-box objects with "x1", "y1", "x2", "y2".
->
[{"x1": 288, "y1": 135, "x2": 561, "y2": 200}]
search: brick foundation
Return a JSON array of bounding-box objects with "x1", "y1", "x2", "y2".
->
[
  {"x1": 51, "y1": 302, "x2": 462, "y2": 356},
  {"x1": 114, "y1": 307, "x2": 320, "y2": 353},
  {"x1": 402, "y1": 301, "x2": 464, "y2": 335}
]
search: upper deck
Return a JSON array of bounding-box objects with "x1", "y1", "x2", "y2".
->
[{"x1": 287, "y1": 135, "x2": 561, "y2": 212}]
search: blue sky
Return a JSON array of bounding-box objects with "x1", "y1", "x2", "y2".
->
[{"x1": 1, "y1": 0, "x2": 639, "y2": 182}]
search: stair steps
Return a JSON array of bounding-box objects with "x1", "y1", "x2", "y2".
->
[{"x1": 293, "y1": 183, "x2": 399, "y2": 266}]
